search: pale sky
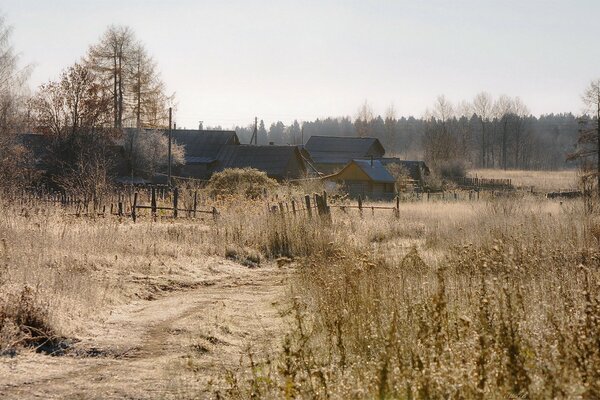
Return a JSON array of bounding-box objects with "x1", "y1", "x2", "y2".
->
[{"x1": 3, "y1": 0, "x2": 599, "y2": 128}]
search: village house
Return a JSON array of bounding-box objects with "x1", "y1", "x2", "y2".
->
[
  {"x1": 303, "y1": 135, "x2": 386, "y2": 174},
  {"x1": 170, "y1": 129, "x2": 239, "y2": 179},
  {"x1": 324, "y1": 159, "x2": 396, "y2": 199},
  {"x1": 214, "y1": 144, "x2": 307, "y2": 181}
]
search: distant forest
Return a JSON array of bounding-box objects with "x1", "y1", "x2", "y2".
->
[{"x1": 233, "y1": 110, "x2": 580, "y2": 171}]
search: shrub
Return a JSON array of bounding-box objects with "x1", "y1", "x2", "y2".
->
[
  {"x1": 206, "y1": 168, "x2": 277, "y2": 199},
  {"x1": 437, "y1": 159, "x2": 467, "y2": 179}
]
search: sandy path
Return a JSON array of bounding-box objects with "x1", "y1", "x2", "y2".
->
[{"x1": 0, "y1": 260, "x2": 289, "y2": 399}]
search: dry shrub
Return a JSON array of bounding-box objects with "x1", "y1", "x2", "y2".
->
[
  {"x1": 206, "y1": 168, "x2": 278, "y2": 199},
  {"x1": 0, "y1": 285, "x2": 53, "y2": 354}
]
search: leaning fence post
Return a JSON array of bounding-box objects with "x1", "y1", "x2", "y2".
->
[
  {"x1": 193, "y1": 190, "x2": 198, "y2": 218},
  {"x1": 305, "y1": 195, "x2": 312, "y2": 218},
  {"x1": 132, "y1": 192, "x2": 138, "y2": 222},
  {"x1": 173, "y1": 187, "x2": 178, "y2": 218},
  {"x1": 291, "y1": 199, "x2": 297, "y2": 216}
]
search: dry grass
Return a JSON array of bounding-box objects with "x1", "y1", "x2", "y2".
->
[
  {"x1": 216, "y1": 195, "x2": 600, "y2": 399},
  {"x1": 1, "y1": 186, "x2": 599, "y2": 399},
  {"x1": 469, "y1": 168, "x2": 578, "y2": 192}
]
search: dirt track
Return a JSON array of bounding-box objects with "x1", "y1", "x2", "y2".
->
[{"x1": 0, "y1": 260, "x2": 289, "y2": 399}]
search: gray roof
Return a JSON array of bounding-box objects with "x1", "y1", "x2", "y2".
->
[
  {"x1": 351, "y1": 159, "x2": 396, "y2": 183},
  {"x1": 185, "y1": 156, "x2": 217, "y2": 165},
  {"x1": 123, "y1": 128, "x2": 239, "y2": 160},
  {"x1": 304, "y1": 135, "x2": 385, "y2": 164},
  {"x1": 170, "y1": 129, "x2": 239, "y2": 159},
  {"x1": 216, "y1": 145, "x2": 306, "y2": 179}
]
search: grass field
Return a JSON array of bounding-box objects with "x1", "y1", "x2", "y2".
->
[
  {"x1": 468, "y1": 168, "x2": 579, "y2": 191},
  {"x1": 0, "y1": 172, "x2": 598, "y2": 399}
]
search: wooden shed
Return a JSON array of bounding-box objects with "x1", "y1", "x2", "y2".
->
[{"x1": 324, "y1": 159, "x2": 396, "y2": 199}]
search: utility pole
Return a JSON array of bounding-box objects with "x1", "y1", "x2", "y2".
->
[
  {"x1": 250, "y1": 116, "x2": 258, "y2": 145},
  {"x1": 597, "y1": 94, "x2": 600, "y2": 197},
  {"x1": 168, "y1": 107, "x2": 172, "y2": 186}
]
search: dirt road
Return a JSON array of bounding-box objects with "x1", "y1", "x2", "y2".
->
[{"x1": 0, "y1": 259, "x2": 289, "y2": 399}]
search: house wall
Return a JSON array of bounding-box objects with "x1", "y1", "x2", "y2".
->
[{"x1": 180, "y1": 164, "x2": 212, "y2": 179}]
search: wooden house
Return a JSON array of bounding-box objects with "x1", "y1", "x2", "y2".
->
[
  {"x1": 324, "y1": 159, "x2": 396, "y2": 199},
  {"x1": 304, "y1": 136, "x2": 385, "y2": 174},
  {"x1": 170, "y1": 129, "x2": 239, "y2": 179},
  {"x1": 214, "y1": 145, "x2": 307, "y2": 181}
]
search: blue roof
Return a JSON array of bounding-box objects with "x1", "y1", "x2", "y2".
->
[{"x1": 351, "y1": 159, "x2": 396, "y2": 183}]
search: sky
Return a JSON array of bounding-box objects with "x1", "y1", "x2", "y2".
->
[{"x1": 3, "y1": 0, "x2": 600, "y2": 129}]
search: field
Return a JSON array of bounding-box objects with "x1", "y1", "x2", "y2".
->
[
  {"x1": 468, "y1": 168, "x2": 578, "y2": 192},
  {"x1": 1, "y1": 170, "x2": 599, "y2": 399}
]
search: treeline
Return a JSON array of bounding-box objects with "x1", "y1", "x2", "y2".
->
[{"x1": 234, "y1": 96, "x2": 580, "y2": 170}]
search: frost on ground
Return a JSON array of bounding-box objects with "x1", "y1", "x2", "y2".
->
[{"x1": 0, "y1": 259, "x2": 289, "y2": 399}]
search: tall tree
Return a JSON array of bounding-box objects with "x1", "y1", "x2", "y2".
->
[
  {"x1": 494, "y1": 95, "x2": 514, "y2": 170},
  {"x1": 569, "y1": 79, "x2": 600, "y2": 196},
  {"x1": 86, "y1": 25, "x2": 171, "y2": 129},
  {"x1": 355, "y1": 100, "x2": 374, "y2": 137},
  {"x1": 87, "y1": 25, "x2": 134, "y2": 128},
  {"x1": 128, "y1": 43, "x2": 171, "y2": 128},
  {"x1": 0, "y1": 15, "x2": 32, "y2": 188},
  {"x1": 473, "y1": 92, "x2": 493, "y2": 167},
  {"x1": 384, "y1": 104, "x2": 397, "y2": 154}
]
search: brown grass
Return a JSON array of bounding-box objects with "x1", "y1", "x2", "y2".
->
[
  {"x1": 469, "y1": 168, "x2": 578, "y2": 191},
  {"x1": 1, "y1": 186, "x2": 599, "y2": 399}
]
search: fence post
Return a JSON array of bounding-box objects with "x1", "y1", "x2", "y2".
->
[
  {"x1": 395, "y1": 195, "x2": 400, "y2": 218},
  {"x1": 291, "y1": 199, "x2": 297, "y2": 216},
  {"x1": 173, "y1": 187, "x2": 178, "y2": 218},
  {"x1": 151, "y1": 187, "x2": 157, "y2": 218},
  {"x1": 212, "y1": 206, "x2": 219, "y2": 221},
  {"x1": 322, "y1": 191, "x2": 330, "y2": 215},
  {"x1": 358, "y1": 195, "x2": 363, "y2": 217},
  {"x1": 305, "y1": 195, "x2": 312, "y2": 218},
  {"x1": 132, "y1": 192, "x2": 138, "y2": 222},
  {"x1": 193, "y1": 191, "x2": 198, "y2": 218}
]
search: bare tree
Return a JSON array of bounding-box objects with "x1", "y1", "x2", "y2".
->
[
  {"x1": 29, "y1": 63, "x2": 111, "y2": 137},
  {"x1": 511, "y1": 97, "x2": 529, "y2": 168},
  {"x1": 473, "y1": 92, "x2": 493, "y2": 167},
  {"x1": 0, "y1": 16, "x2": 33, "y2": 189},
  {"x1": 569, "y1": 79, "x2": 600, "y2": 196},
  {"x1": 493, "y1": 95, "x2": 514, "y2": 170},
  {"x1": 384, "y1": 104, "x2": 397, "y2": 154},
  {"x1": 355, "y1": 100, "x2": 374, "y2": 137},
  {"x1": 124, "y1": 129, "x2": 184, "y2": 177}
]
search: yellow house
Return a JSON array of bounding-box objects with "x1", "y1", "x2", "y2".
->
[{"x1": 324, "y1": 159, "x2": 396, "y2": 199}]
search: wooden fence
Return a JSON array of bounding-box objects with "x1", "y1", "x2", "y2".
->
[
  {"x1": 268, "y1": 191, "x2": 400, "y2": 220},
  {"x1": 452, "y1": 176, "x2": 512, "y2": 189}
]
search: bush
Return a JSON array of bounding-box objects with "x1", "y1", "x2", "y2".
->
[
  {"x1": 437, "y1": 159, "x2": 467, "y2": 179},
  {"x1": 206, "y1": 168, "x2": 277, "y2": 199}
]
